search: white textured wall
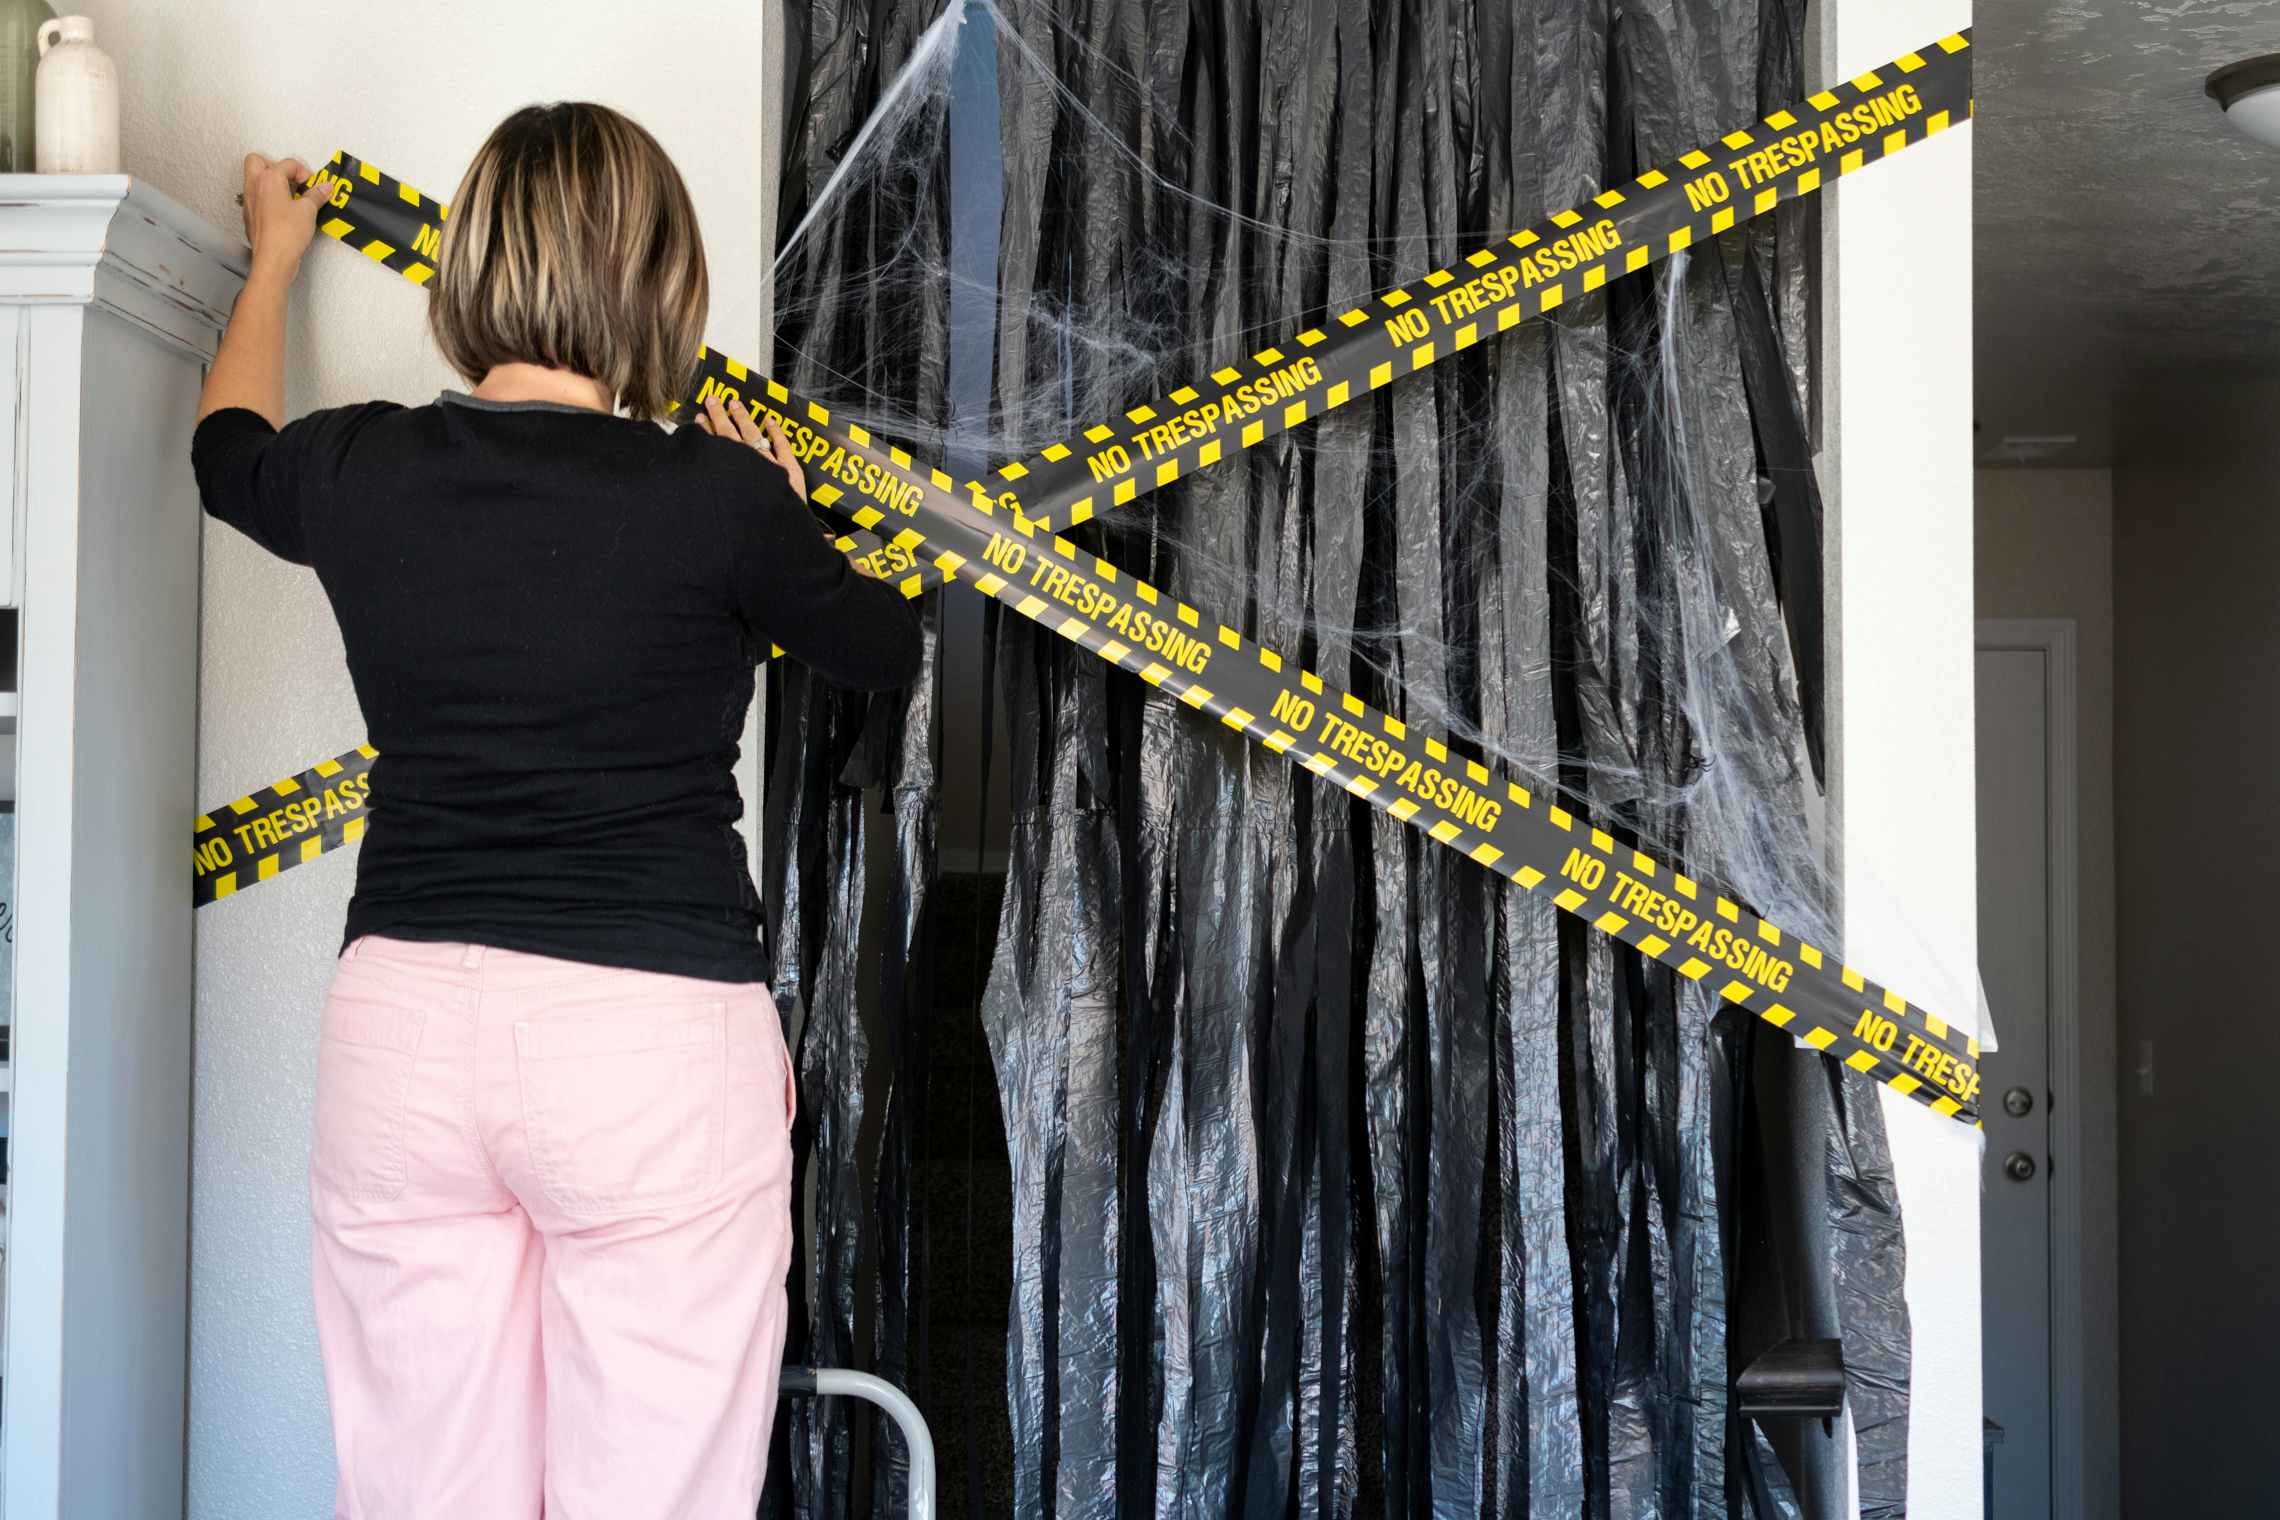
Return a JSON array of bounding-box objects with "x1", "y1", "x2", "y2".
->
[
  {"x1": 1826, "y1": 2, "x2": 1982, "y2": 1514},
  {"x1": 71, "y1": 2, "x2": 767, "y2": 1513}
]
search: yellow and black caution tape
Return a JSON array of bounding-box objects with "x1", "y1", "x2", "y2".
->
[
  {"x1": 671, "y1": 372, "x2": 1986, "y2": 1123},
  {"x1": 766, "y1": 31, "x2": 1972, "y2": 605},
  {"x1": 194, "y1": 32, "x2": 1981, "y2": 1125},
  {"x1": 192, "y1": 743, "x2": 376, "y2": 906},
  {"x1": 992, "y1": 34, "x2": 1972, "y2": 531}
]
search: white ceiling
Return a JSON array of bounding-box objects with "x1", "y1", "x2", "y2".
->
[{"x1": 1975, "y1": 0, "x2": 2280, "y2": 465}]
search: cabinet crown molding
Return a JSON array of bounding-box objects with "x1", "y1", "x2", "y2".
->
[{"x1": 0, "y1": 174, "x2": 250, "y2": 360}]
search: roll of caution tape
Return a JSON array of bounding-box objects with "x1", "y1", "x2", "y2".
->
[{"x1": 195, "y1": 31, "x2": 1981, "y2": 1125}]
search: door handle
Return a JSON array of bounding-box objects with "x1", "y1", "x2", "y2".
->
[{"x1": 2003, "y1": 1151, "x2": 2036, "y2": 1183}]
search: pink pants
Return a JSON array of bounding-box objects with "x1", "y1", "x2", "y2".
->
[{"x1": 309, "y1": 935, "x2": 797, "y2": 1519}]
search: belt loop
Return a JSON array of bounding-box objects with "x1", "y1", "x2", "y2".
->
[
  {"x1": 341, "y1": 937, "x2": 362, "y2": 963},
  {"x1": 460, "y1": 943, "x2": 485, "y2": 970}
]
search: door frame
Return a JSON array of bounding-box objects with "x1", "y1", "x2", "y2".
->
[{"x1": 1976, "y1": 616, "x2": 2096, "y2": 1516}]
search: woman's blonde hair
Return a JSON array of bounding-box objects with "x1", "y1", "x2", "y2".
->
[{"x1": 430, "y1": 103, "x2": 707, "y2": 421}]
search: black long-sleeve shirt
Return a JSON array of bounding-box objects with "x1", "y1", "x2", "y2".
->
[{"x1": 192, "y1": 391, "x2": 922, "y2": 982}]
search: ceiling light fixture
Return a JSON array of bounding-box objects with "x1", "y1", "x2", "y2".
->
[{"x1": 2207, "y1": 55, "x2": 2280, "y2": 147}]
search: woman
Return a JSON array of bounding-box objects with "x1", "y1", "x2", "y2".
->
[{"x1": 193, "y1": 105, "x2": 921, "y2": 1519}]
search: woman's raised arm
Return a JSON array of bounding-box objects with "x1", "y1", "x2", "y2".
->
[{"x1": 199, "y1": 154, "x2": 334, "y2": 425}]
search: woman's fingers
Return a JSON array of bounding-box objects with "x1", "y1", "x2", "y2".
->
[
  {"x1": 762, "y1": 417, "x2": 808, "y2": 501},
  {"x1": 295, "y1": 169, "x2": 330, "y2": 226},
  {"x1": 247, "y1": 154, "x2": 292, "y2": 203},
  {"x1": 691, "y1": 394, "x2": 810, "y2": 504},
  {"x1": 240, "y1": 155, "x2": 269, "y2": 239},
  {"x1": 240, "y1": 153, "x2": 327, "y2": 269},
  {"x1": 725, "y1": 397, "x2": 764, "y2": 447},
  {"x1": 285, "y1": 162, "x2": 319, "y2": 220}
]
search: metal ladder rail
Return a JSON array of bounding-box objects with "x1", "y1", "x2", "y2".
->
[{"x1": 778, "y1": 1367, "x2": 938, "y2": 1520}]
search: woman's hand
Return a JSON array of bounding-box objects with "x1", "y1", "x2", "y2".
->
[
  {"x1": 695, "y1": 395, "x2": 889, "y2": 575},
  {"x1": 698, "y1": 394, "x2": 809, "y2": 503},
  {"x1": 201, "y1": 154, "x2": 331, "y2": 425},
  {"x1": 240, "y1": 154, "x2": 329, "y2": 279}
]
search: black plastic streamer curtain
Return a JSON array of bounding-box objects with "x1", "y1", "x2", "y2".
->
[
  {"x1": 765, "y1": 0, "x2": 1913, "y2": 1515},
  {"x1": 766, "y1": 2, "x2": 952, "y2": 1513}
]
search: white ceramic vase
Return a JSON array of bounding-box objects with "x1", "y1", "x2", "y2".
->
[{"x1": 33, "y1": 13, "x2": 114, "y2": 174}]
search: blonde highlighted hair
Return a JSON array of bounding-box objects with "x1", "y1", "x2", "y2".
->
[{"x1": 429, "y1": 103, "x2": 707, "y2": 421}]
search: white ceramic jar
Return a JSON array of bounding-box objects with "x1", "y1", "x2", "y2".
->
[{"x1": 33, "y1": 13, "x2": 115, "y2": 174}]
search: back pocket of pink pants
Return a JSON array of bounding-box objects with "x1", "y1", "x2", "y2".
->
[
  {"x1": 313, "y1": 991, "x2": 430, "y2": 1203},
  {"x1": 515, "y1": 1008, "x2": 728, "y2": 1215}
]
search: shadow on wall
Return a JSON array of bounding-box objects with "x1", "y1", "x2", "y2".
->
[{"x1": 2111, "y1": 382, "x2": 2280, "y2": 1519}]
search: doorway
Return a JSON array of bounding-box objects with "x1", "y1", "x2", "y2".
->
[{"x1": 1975, "y1": 619, "x2": 2084, "y2": 1519}]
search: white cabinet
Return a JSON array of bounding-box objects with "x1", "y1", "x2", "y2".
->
[{"x1": 0, "y1": 175, "x2": 242, "y2": 1519}]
